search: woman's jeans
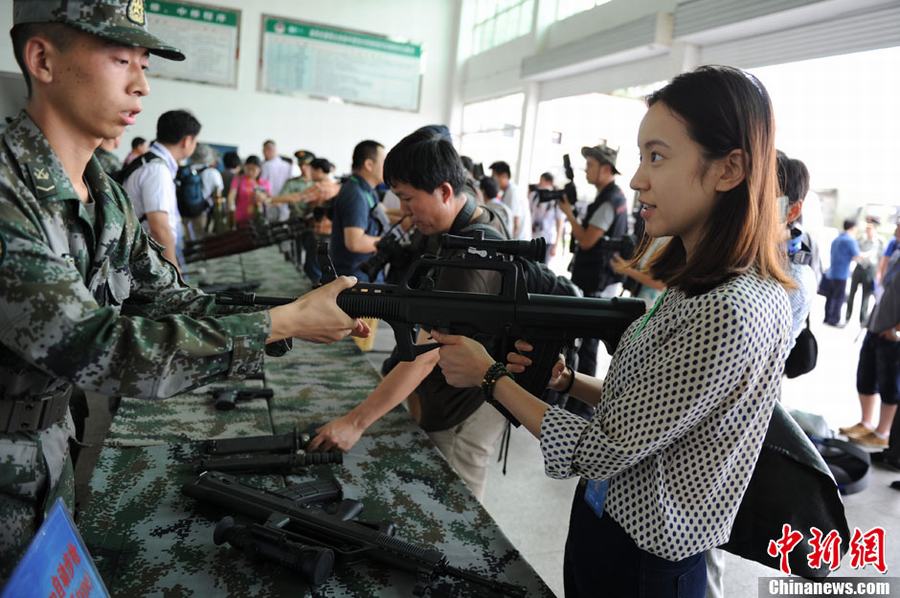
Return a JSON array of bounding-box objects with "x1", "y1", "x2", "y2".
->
[{"x1": 564, "y1": 482, "x2": 707, "y2": 598}]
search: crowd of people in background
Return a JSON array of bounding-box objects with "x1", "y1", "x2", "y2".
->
[
  {"x1": 93, "y1": 104, "x2": 900, "y2": 511},
  {"x1": 8, "y1": 4, "x2": 897, "y2": 595}
]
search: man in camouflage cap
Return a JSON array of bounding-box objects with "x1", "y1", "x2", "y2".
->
[{"x1": 0, "y1": 0, "x2": 367, "y2": 579}]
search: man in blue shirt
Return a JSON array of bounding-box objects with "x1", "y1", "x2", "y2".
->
[
  {"x1": 329, "y1": 140, "x2": 389, "y2": 280},
  {"x1": 877, "y1": 221, "x2": 900, "y2": 289},
  {"x1": 823, "y1": 218, "x2": 860, "y2": 326}
]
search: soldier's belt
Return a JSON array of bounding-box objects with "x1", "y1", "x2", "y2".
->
[{"x1": 0, "y1": 388, "x2": 71, "y2": 434}]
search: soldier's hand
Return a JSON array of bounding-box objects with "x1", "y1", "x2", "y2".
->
[
  {"x1": 268, "y1": 276, "x2": 369, "y2": 343},
  {"x1": 308, "y1": 415, "x2": 365, "y2": 452}
]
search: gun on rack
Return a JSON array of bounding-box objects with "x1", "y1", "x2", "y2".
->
[
  {"x1": 210, "y1": 387, "x2": 273, "y2": 411},
  {"x1": 183, "y1": 216, "x2": 310, "y2": 263},
  {"x1": 214, "y1": 234, "x2": 645, "y2": 425},
  {"x1": 183, "y1": 471, "x2": 528, "y2": 596},
  {"x1": 197, "y1": 428, "x2": 344, "y2": 474}
]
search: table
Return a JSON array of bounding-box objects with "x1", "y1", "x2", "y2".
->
[{"x1": 78, "y1": 247, "x2": 554, "y2": 597}]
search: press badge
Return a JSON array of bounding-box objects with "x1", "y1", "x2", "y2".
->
[{"x1": 584, "y1": 479, "x2": 609, "y2": 519}]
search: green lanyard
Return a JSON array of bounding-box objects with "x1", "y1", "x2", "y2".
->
[
  {"x1": 350, "y1": 175, "x2": 377, "y2": 210},
  {"x1": 630, "y1": 288, "x2": 669, "y2": 341}
]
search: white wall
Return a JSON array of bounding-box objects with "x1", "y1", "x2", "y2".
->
[{"x1": 0, "y1": 0, "x2": 461, "y2": 173}]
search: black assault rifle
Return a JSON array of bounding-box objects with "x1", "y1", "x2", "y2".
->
[
  {"x1": 214, "y1": 234, "x2": 645, "y2": 425},
  {"x1": 183, "y1": 471, "x2": 527, "y2": 596}
]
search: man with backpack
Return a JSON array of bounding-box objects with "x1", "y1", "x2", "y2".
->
[
  {"x1": 309, "y1": 127, "x2": 511, "y2": 501},
  {"x1": 122, "y1": 109, "x2": 201, "y2": 271},
  {"x1": 183, "y1": 143, "x2": 223, "y2": 240}
]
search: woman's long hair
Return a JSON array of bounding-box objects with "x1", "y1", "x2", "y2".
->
[{"x1": 637, "y1": 65, "x2": 792, "y2": 295}]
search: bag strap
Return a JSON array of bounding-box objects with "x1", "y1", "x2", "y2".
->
[{"x1": 120, "y1": 151, "x2": 161, "y2": 185}]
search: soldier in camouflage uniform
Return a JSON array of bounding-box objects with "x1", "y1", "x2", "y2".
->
[{"x1": 0, "y1": 0, "x2": 366, "y2": 580}]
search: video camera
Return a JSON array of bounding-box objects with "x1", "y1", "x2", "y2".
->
[
  {"x1": 596, "y1": 234, "x2": 638, "y2": 260},
  {"x1": 532, "y1": 154, "x2": 578, "y2": 205}
]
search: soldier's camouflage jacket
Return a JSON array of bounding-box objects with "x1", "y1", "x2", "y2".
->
[
  {"x1": 0, "y1": 111, "x2": 272, "y2": 576},
  {"x1": 92, "y1": 146, "x2": 122, "y2": 179}
]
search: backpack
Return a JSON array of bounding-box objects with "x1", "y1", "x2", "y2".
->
[
  {"x1": 175, "y1": 164, "x2": 209, "y2": 218},
  {"x1": 786, "y1": 409, "x2": 871, "y2": 495},
  {"x1": 115, "y1": 151, "x2": 160, "y2": 185},
  {"x1": 814, "y1": 437, "x2": 871, "y2": 495}
]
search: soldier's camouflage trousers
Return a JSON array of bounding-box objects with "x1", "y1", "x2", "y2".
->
[{"x1": 0, "y1": 419, "x2": 75, "y2": 581}]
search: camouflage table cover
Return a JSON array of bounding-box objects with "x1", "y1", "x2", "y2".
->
[{"x1": 78, "y1": 247, "x2": 554, "y2": 597}]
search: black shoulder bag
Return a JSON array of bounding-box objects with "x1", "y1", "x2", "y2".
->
[{"x1": 785, "y1": 316, "x2": 817, "y2": 378}]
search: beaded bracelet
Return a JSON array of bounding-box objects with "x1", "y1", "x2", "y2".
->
[{"x1": 481, "y1": 361, "x2": 512, "y2": 400}]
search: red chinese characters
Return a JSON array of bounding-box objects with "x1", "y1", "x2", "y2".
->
[
  {"x1": 849, "y1": 527, "x2": 887, "y2": 574},
  {"x1": 767, "y1": 525, "x2": 889, "y2": 575},
  {"x1": 807, "y1": 527, "x2": 842, "y2": 572},
  {"x1": 767, "y1": 524, "x2": 804, "y2": 575}
]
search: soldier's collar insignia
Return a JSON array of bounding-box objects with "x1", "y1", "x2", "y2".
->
[
  {"x1": 27, "y1": 164, "x2": 57, "y2": 198},
  {"x1": 127, "y1": 0, "x2": 146, "y2": 25}
]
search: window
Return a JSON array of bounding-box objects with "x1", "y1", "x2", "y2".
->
[
  {"x1": 472, "y1": 0, "x2": 535, "y2": 55},
  {"x1": 460, "y1": 93, "x2": 525, "y2": 172},
  {"x1": 555, "y1": 0, "x2": 612, "y2": 22}
]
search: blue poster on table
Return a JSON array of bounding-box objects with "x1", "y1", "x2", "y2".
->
[{"x1": 1, "y1": 498, "x2": 108, "y2": 598}]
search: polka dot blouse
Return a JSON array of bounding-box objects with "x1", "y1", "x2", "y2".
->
[{"x1": 539, "y1": 269, "x2": 792, "y2": 561}]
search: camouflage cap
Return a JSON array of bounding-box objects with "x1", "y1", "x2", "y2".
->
[
  {"x1": 581, "y1": 142, "x2": 620, "y2": 175},
  {"x1": 13, "y1": 0, "x2": 185, "y2": 61},
  {"x1": 294, "y1": 150, "x2": 316, "y2": 165}
]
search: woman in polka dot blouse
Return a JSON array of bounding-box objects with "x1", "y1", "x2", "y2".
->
[{"x1": 434, "y1": 65, "x2": 794, "y2": 598}]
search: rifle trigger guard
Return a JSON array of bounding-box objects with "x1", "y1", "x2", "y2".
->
[{"x1": 412, "y1": 342, "x2": 440, "y2": 358}]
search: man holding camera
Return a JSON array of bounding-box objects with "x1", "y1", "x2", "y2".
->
[
  {"x1": 310, "y1": 127, "x2": 509, "y2": 501},
  {"x1": 530, "y1": 172, "x2": 565, "y2": 264},
  {"x1": 561, "y1": 143, "x2": 628, "y2": 377}
]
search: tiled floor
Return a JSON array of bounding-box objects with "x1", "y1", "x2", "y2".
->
[{"x1": 364, "y1": 291, "x2": 900, "y2": 597}]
